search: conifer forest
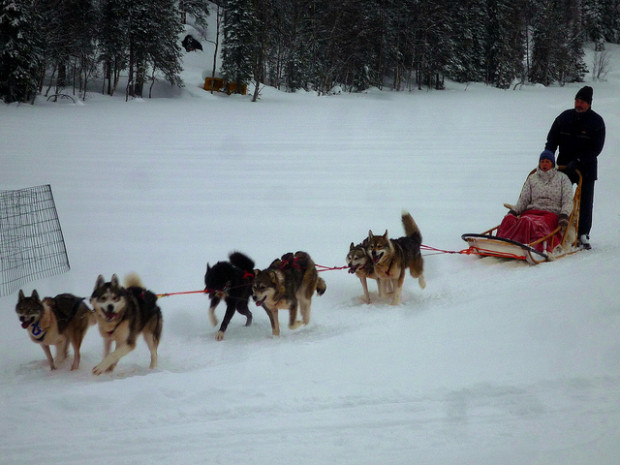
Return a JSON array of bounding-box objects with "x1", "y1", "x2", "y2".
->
[{"x1": 1, "y1": 0, "x2": 620, "y2": 103}]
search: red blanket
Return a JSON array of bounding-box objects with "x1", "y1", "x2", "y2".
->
[{"x1": 496, "y1": 209, "x2": 562, "y2": 252}]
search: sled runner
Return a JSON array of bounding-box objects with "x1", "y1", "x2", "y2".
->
[{"x1": 462, "y1": 168, "x2": 582, "y2": 265}]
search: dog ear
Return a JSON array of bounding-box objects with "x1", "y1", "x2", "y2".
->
[
  {"x1": 253, "y1": 269, "x2": 261, "y2": 278},
  {"x1": 206, "y1": 263, "x2": 211, "y2": 272},
  {"x1": 368, "y1": 230, "x2": 374, "y2": 240},
  {"x1": 349, "y1": 242, "x2": 355, "y2": 250},
  {"x1": 18, "y1": 289, "x2": 25, "y2": 301},
  {"x1": 32, "y1": 289, "x2": 40, "y2": 302},
  {"x1": 94, "y1": 275, "x2": 106, "y2": 291},
  {"x1": 382, "y1": 230, "x2": 389, "y2": 239},
  {"x1": 111, "y1": 274, "x2": 120, "y2": 288}
]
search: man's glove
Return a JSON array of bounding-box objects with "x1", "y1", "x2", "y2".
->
[{"x1": 558, "y1": 214, "x2": 569, "y2": 228}]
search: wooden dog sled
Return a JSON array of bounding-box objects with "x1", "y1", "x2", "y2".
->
[{"x1": 462, "y1": 169, "x2": 582, "y2": 265}]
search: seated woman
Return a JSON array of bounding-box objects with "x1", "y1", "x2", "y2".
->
[{"x1": 496, "y1": 150, "x2": 573, "y2": 252}]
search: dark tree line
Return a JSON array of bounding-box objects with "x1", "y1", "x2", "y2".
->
[
  {"x1": 1, "y1": 0, "x2": 189, "y2": 102},
  {"x1": 222, "y1": 0, "x2": 619, "y2": 95},
  {"x1": 2, "y1": 0, "x2": 620, "y2": 103}
]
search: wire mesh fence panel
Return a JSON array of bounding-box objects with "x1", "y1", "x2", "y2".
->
[{"x1": 0, "y1": 185, "x2": 70, "y2": 296}]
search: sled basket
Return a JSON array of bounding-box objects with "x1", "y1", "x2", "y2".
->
[{"x1": 462, "y1": 168, "x2": 582, "y2": 265}]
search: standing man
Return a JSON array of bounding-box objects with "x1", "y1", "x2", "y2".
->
[{"x1": 545, "y1": 86, "x2": 606, "y2": 250}]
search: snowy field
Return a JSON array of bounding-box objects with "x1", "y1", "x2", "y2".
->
[{"x1": 1, "y1": 38, "x2": 620, "y2": 464}]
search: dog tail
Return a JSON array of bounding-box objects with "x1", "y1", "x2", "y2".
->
[
  {"x1": 229, "y1": 251, "x2": 255, "y2": 272},
  {"x1": 316, "y1": 277, "x2": 327, "y2": 296},
  {"x1": 124, "y1": 272, "x2": 144, "y2": 289},
  {"x1": 402, "y1": 211, "x2": 422, "y2": 243}
]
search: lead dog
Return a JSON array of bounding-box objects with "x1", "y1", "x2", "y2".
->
[
  {"x1": 90, "y1": 274, "x2": 162, "y2": 375},
  {"x1": 252, "y1": 251, "x2": 326, "y2": 336},
  {"x1": 204, "y1": 252, "x2": 255, "y2": 340},
  {"x1": 366, "y1": 211, "x2": 426, "y2": 305},
  {"x1": 16, "y1": 290, "x2": 94, "y2": 370}
]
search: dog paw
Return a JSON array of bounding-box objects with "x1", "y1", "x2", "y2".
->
[
  {"x1": 92, "y1": 361, "x2": 115, "y2": 375},
  {"x1": 215, "y1": 331, "x2": 225, "y2": 341},
  {"x1": 418, "y1": 276, "x2": 426, "y2": 289},
  {"x1": 289, "y1": 320, "x2": 303, "y2": 330},
  {"x1": 92, "y1": 363, "x2": 106, "y2": 375}
]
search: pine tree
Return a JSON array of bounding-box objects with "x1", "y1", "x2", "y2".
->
[
  {"x1": 0, "y1": 0, "x2": 41, "y2": 103},
  {"x1": 180, "y1": 0, "x2": 210, "y2": 31},
  {"x1": 281, "y1": 0, "x2": 320, "y2": 92},
  {"x1": 530, "y1": 0, "x2": 586, "y2": 85},
  {"x1": 221, "y1": 0, "x2": 256, "y2": 89},
  {"x1": 387, "y1": 0, "x2": 415, "y2": 91},
  {"x1": 100, "y1": 0, "x2": 129, "y2": 96},
  {"x1": 411, "y1": 0, "x2": 452, "y2": 90},
  {"x1": 125, "y1": 0, "x2": 183, "y2": 98},
  {"x1": 485, "y1": 0, "x2": 526, "y2": 89},
  {"x1": 148, "y1": 0, "x2": 184, "y2": 93},
  {"x1": 37, "y1": 0, "x2": 98, "y2": 97},
  {"x1": 444, "y1": 0, "x2": 487, "y2": 83},
  {"x1": 600, "y1": 0, "x2": 620, "y2": 43},
  {"x1": 582, "y1": 0, "x2": 606, "y2": 48}
]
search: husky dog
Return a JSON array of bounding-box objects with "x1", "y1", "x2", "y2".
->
[
  {"x1": 16, "y1": 290, "x2": 94, "y2": 370},
  {"x1": 252, "y1": 251, "x2": 327, "y2": 336},
  {"x1": 367, "y1": 211, "x2": 426, "y2": 305},
  {"x1": 90, "y1": 274, "x2": 162, "y2": 375},
  {"x1": 204, "y1": 252, "x2": 255, "y2": 341},
  {"x1": 346, "y1": 241, "x2": 393, "y2": 304}
]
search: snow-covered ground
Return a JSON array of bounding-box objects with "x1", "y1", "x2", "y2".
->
[{"x1": 1, "y1": 32, "x2": 619, "y2": 464}]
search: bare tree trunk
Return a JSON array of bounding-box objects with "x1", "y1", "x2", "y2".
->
[
  {"x1": 126, "y1": 45, "x2": 134, "y2": 101},
  {"x1": 149, "y1": 68, "x2": 156, "y2": 98},
  {"x1": 210, "y1": 4, "x2": 223, "y2": 94}
]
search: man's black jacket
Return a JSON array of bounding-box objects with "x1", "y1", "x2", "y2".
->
[{"x1": 545, "y1": 108, "x2": 605, "y2": 180}]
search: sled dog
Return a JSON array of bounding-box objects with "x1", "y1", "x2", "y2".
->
[
  {"x1": 204, "y1": 252, "x2": 255, "y2": 340},
  {"x1": 252, "y1": 251, "x2": 326, "y2": 336},
  {"x1": 346, "y1": 241, "x2": 393, "y2": 304},
  {"x1": 90, "y1": 274, "x2": 162, "y2": 375},
  {"x1": 367, "y1": 211, "x2": 426, "y2": 305},
  {"x1": 16, "y1": 290, "x2": 94, "y2": 370}
]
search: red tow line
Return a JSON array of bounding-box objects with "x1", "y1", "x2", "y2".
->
[
  {"x1": 316, "y1": 264, "x2": 348, "y2": 272},
  {"x1": 157, "y1": 289, "x2": 207, "y2": 298},
  {"x1": 420, "y1": 244, "x2": 471, "y2": 255}
]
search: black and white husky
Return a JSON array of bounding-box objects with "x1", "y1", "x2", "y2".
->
[{"x1": 90, "y1": 274, "x2": 162, "y2": 375}]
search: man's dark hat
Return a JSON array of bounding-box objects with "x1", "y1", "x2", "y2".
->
[{"x1": 575, "y1": 86, "x2": 593, "y2": 105}]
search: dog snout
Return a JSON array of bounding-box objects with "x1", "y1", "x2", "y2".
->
[{"x1": 106, "y1": 304, "x2": 115, "y2": 312}]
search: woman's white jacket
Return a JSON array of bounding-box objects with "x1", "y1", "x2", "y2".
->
[{"x1": 514, "y1": 167, "x2": 573, "y2": 217}]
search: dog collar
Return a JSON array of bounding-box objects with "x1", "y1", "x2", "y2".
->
[{"x1": 29, "y1": 321, "x2": 47, "y2": 341}]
